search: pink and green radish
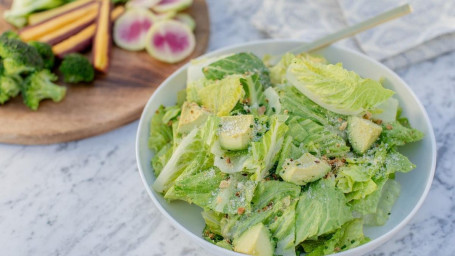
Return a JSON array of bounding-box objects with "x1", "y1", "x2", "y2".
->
[
  {"x1": 126, "y1": 0, "x2": 161, "y2": 8},
  {"x1": 145, "y1": 20, "x2": 195, "y2": 63},
  {"x1": 113, "y1": 9, "x2": 155, "y2": 51},
  {"x1": 174, "y1": 13, "x2": 195, "y2": 31},
  {"x1": 152, "y1": 0, "x2": 193, "y2": 13}
]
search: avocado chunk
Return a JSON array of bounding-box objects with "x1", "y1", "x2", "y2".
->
[
  {"x1": 280, "y1": 153, "x2": 331, "y2": 185},
  {"x1": 372, "y1": 97, "x2": 399, "y2": 123},
  {"x1": 219, "y1": 115, "x2": 254, "y2": 150},
  {"x1": 348, "y1": 116, "x2": 383, "y2": 154},
  {"x1": 177, "y1": 101, "x2": 210, "y2": 133},
  {"x1": 233, "y1": 222, "x2": 274, "y2": 256}
]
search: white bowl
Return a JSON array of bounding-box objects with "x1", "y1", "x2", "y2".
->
[{"x1": 136, "y1": 40, "x2": 436, "y2": 256}]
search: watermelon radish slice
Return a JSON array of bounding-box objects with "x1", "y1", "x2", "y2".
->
[
  {"x1": 145, "y1": 20, "x2": 195, "y2": 63},
  {"x1": 152, "y1": 0, "x2": 193, "y2": 13},
  {"x1": 113, "y1": 9, "x2": 156, "y2": 51},
  {"x1": 126, "y1": 0, "x2": 161, "y2": 8},
  {"x1": 174, "y1": 13, "x2": 195, "y2": 31}
]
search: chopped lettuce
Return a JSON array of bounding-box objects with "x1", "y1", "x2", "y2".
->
[
  {"x1": 151, "y1": 143, "x2": 173, "y2": 176},
  {"x1": 186, "y1": 78, "x2": 208, "y2": 103},
  {"x1": 222, "y1": 181, "x2": 299, "y2": 241},
  {"x1": 148, "y1": 51, "x2": 423, "y2": 256},
  {"x1": 264, "y1": 87, "x2": 282, "y2": 115},
  {"x1": 363, "y1": 179, "x2": 401, "y2": 226},
  {"x1": 270, "y1": 52, "x2": 295, "y2": 84},
  {"x1": 149, "y1": 105, "x2": 173, "y2": 152},
  {"x1": 383, "y1": 150, "x2": 416, "y2": 175},
  {"x1": 269, "y1": 200, "x2": 298, "y2": 256},
  {"x1": 336, "y1": 165, "x2": 377, "y2": 201},
  {"x1": 301, "y1": 219, "x2": 369, "y2": 256},
  {"x1": 295, "y1": 178, "x2": 353, "y2": 244},
  {"x1": 164, "y1": 165, "x2": 225, "y2": 206},
  {"x1": 202, "y1": 209, "x2": 224, "y2": 235},
  {"x1": 279, "y1": 86, "x2": 345, "y2": 131},
  {"x1": 161, "y1": 105, "x2": 181, "y2": 124},
  {"x1": 203, "y1": 52, "x2": 271, "y2": 87},
  {"x1": 380, "y1": 121, "x2": 424, "y2": 146},
  {"x1": 212, "y1": 173, "x2": 257, "y2": 214},
  {"x1": 287, "y1": 116, "x2": 350, "y2": 157},
  {"x1": 349, "y1": 177, "x2": 387, "y2": 215},
  {"x1": 276, "y1": 135, "x2": 304, "y2": 174},
  {"x1": 250, "y1": 115, "x2": 289, "y2": 180},
  {"x1": 253, "y1": 181, "x2": 300, "y2": 255},
  {"x1": 153, "y1": 128, "x2": 202, "y2": 193},
  {"x1": 252, "y1": 180, "x2": 301, "y2": 210},
  {"x1": 198, "y1": 75, "x2": 245, "y2": 116},
  {"x1": 240, "y1": 73, "x2": 266, "y2": 110},
  {"x1": 286, "y1": 57, "x2": 394, "y2": 115}
]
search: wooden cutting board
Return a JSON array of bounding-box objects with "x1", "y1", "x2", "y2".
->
[{"x1": 0, "y1": 0, "x2": 209, "y2": 145}]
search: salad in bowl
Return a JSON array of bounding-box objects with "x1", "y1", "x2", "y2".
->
[{"x1": 144, "y1": 48, "x2": 426, "y2": 256}]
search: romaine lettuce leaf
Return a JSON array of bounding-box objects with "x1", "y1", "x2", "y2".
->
[
  {"x1": 269, "y1": 200, "x2": 298, "y2": 256},
  {"x1": 270, "y1": 53, "x2": 327, "y2": 85},
  {"x1": 153, "y1": 128, "x2": 201, "y2": 193},
  {"x1": 222, "y1": 181, "x2": 299, "y2": 240},
  {"x1": 276, "y1": 135, "x2": 304, "y2": 174},
  {"x1": 250, "y1": 115, "x2": 289, "y2": 180},
  {"x1": 253, "y1": 181, "x2": 300, "y2": 256},
  {"x1": 149, "y1": 105, "x2": 173, "y2": 152},
  {"x1": 287, "y1": 116, "x2": 349, "y2": 157},
  {"x1": 203, "y1": 52, "x2": 271, "y2": 87},
  {"x1": 383, "y1": 150, "x2": 416, "y2": 175},
  {"x1": 349, "y1": 177, "x2": 387, "y2": 215},
  {"x1": 211, "y1": 173, "x2": 257, "y2": 215},
  {"x1": 164, "y1": 160, "x2": 256, "y2": 215},
  {"x1": 364, "y1": 179, "x2": 401, "y2": 226},
  {"x1": 252, "y1": 180, "x2": 300, "y2": 210},
  {"x1": 380, "y1": 121, "x2": 424, "y2": 146},
  {"x1": 165, "y1": 166, "x2": 226, "y2": 206},
  {"x1": 200, "y1": 115, "x2": 221, "y2": 148},
  {"x1": 278, "y1": 86, "x2": 345, "y2": 131},
  {"x1": 186, "y1": 78, "x2": 208, "y2": 103},
  {"x1": 171, "y1": 121, "x2": 182, "y2": 150},
  {"x1": 301, "y1": 219, "x2": 369, "y2": 256},
  {"x1": 336, "y1": 165, "x2": 378, "y2": 201},
  {"x1": 160, "y1": 116, "x2": 221, "y2": 194},
  {"x1": 198, "y1": 75, "x2": 245, "y2": 116},
  {"x1": 295, "y1": 178, "x2": 353, "y2": 244},
  {"x1": 264, "y1": 87, "x2": 282, "y2": 115},
  {"x1": 151, "y1": 143, "x2": 173, "y2": 176},
  {"x1": 161, "y1": 105, "x2": 181, "y2": 124},
  {"x1": 270, "y1": 52, "x2": 295, "y2": 84},
  {"x1": 286, "y1": 57, "x2": 394, "y2": 115},
  {"x1": 202, "y1": 209, "x2": 224, "y2": 235},
  {"x1": 239, "y1": 73, "x2": 266, "y2": 110}
]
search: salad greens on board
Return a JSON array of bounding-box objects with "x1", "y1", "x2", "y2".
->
[{"x1": 148, "y1": 51, "x2": 424, "y2": 256}]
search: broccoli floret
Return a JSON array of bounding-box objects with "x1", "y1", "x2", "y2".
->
[
  {"x1": 22, "y1": 70, "x2": 66, "y2": 110},
  {"x1": 28, "y1": 41, "x2": 55, "y2": 69},
  {"x1": 0, "y1": 61, "x2": 22, "y2": 104},
  {"x1": 0, "y1": 37, "x2": 43, "y2": 76},
  {"x1": 0, "y1": 75, "x2": 22, "y2": 104},
  {"x1": 59, "y1": 53, "x2": 95, "y2": 84},
  {"x1": 0, "y1": 30, "x2": 20, "y2": 40}
]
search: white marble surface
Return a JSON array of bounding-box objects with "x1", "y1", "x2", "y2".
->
[{"x1": 1, "y1": 1, "x2": 454, "y2": 255}]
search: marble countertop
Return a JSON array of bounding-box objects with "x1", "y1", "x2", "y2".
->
[{"x1": 1, "y1": 1, "x2": 454, "y2": 255}]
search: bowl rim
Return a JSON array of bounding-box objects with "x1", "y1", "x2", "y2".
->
[{"x1": 135, "y1": 39, "x2": 437, "y2": 256}]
